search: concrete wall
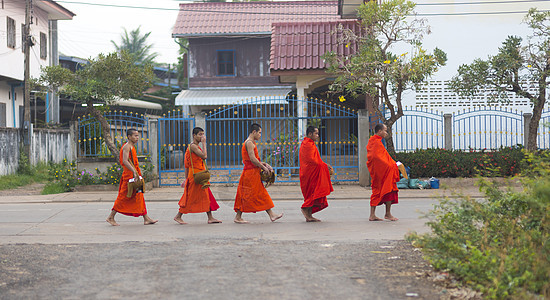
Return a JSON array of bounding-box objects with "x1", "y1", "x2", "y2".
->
[
  {"x1": 0, "y1": 125, "x2": 76, "y2": 176},
  {"x1": 0, "y1": 128, "x2": 20, "y2": 176}
]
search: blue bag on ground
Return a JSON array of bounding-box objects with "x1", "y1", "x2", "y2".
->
[{"x1": 396, "y1": 178, "x2": 409, "y2": 189}]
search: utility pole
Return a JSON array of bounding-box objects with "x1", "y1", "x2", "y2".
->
[{"x1": 23, "y1": 0, "x2": 32, "y2": 156}]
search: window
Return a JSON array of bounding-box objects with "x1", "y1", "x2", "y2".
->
[
  {"x1": 217, "y1": 50, "x2": 234, "y2": 76},
  {"x1": 21, "y1": 24, "x2": 25, "y2": 52},
  {"x1": 40, "y1": 32, "x2": 47, "y2": 59},
  {"x1": 7, "y1": 17, "x2": 15, "y2": 48},
  {"x1": 0, "y1": 102, "x2": 6, "y2": 127}
]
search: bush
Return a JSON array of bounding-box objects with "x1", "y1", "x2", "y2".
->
[
  {"x1": 408, "y1": 150, "x2": 550, "y2": 298},
  {"x1": 46, "y1": 158, "x2": 155, "y2": 192},
  {"x1": 394, "y1": 146, "x2": 524, "y2": 178}
]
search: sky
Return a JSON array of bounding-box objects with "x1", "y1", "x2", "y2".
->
[{"x1": 56, "y1": 0, "x2": 186, "y2": 65}]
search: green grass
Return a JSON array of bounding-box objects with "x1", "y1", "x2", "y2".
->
[
  {"x1": 41, "y1": 181, "x2": 69, "y2": 195},
  {"x1": 0, "y1": 163, "x2": 50, "y2": 190}
]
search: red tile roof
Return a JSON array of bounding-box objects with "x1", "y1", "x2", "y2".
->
[
  {"x1": 270, "y1": 20, "x2": 361, "y2": 72},
  {"x1": 172, "y1": 1, "x2": 341, "y2": 37}
]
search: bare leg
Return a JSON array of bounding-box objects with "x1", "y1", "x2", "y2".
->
[
  {"x1": 106, "y1": 210, "x2": 120, "y2": 226},
  {"x1": 369, "y1": 206, "x2": 383, "y2": 221},
  {"x1": 143, "y1": 214, "x2": 158, "y2": 225},
  {"x1": 207, "y1": 211, "x2": 222, "y2": 224},
  {"x1": 234, "y1": 210, "x2": 249, "y2": 224},
  {"x1": 174, "y1": 212, "x2": 188, "y2": 225},
  {"x1": 384, "y1": 202, "x2": 398, "y2": 221},
  {"x1": 266, "y1": 209, "x2": 283, "y2": 222},
  {"x1": 301, "y1": 207, "x2": 320, "y2": 222}
]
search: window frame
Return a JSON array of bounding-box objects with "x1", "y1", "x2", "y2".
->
[
  {"x1": 7, "y1": 17, "x2": 16, "y2": 49},
  {"x1": 216, "y1": 50, "x2": 236, "y2": 77},
  {"x1": 40, "y1": 32, "x2": 47, "y2": 59}
]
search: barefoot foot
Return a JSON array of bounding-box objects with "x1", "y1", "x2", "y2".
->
[
  {"x1": 384, "y1": 215, "x2": 399, "y2": 221},
  {"x1": 144, "y1": 218, "x2": 158, "y2": 225},
  {"x1": 234, "y1": 218, "x2": 249, "y2": 224},
  {"x1": 306, "y1": 218, "x2": 321, "y2": 222},
  {"x1": 106, "y1": 218, "x2": 120, "y2": 226},
  {"x1": 174, "y1": 217, "x2": 188, "y2": 225},
  {"x1": 369, "y1": 216, "x2": 383, "y2": 221},
  {"x1": 208, "y1": 219, "x2": 222, "y2": 224},
  {"x1": 270, "y1": 213, "x2": 283, "y2": 222}
]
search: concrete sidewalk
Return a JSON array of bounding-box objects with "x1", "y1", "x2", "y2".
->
[{"x1": 0, "y1": 183, "x2": 485, "y2": 204}]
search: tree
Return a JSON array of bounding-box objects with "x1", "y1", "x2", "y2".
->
[
  {"x1": 37, "y1": 51, "x2": 155, "y2": 162},
  {"x1": 449, "y1": 9, "x2": 550, "y2": 151},
  {"x1": 111, "y1": 26, "x2": 159, "y2": 65},
  {"x1": 323, "y1": 0, "x2": 446, "y2": 154}
]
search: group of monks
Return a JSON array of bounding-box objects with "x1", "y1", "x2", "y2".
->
[{"x1": 106, "y1": 123, "x2": 400, "y2": 226}]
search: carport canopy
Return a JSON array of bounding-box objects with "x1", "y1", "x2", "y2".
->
[{"x1": 175, "y1": 87, "x2": 293, "y2": 106}]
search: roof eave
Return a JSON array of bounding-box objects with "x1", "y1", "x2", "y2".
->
[
  {"x1": 35, "y1": 1, "x2": 75, "y2": 20},
  {"x1": 172, "y1": 32, "x2": 271, "y2": 38}
]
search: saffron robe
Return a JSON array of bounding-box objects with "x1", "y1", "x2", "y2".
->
[
  {"x1": 234, "y1": 141, "x2": 274, "y2": 213},
  {"x1": 366, "y1": 135, "x2": 400, "y2": 207},
  {"x1": 112, "y1": 143, "x2": 147, "y2": 217},
  {"x1": 179, "y1": 147, "x2": 218, "y2": 214},
  {"x1": 299, "y1": 137, "x2": 334, "y2": 213}
]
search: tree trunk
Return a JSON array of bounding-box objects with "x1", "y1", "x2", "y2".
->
[
  {"x1": 87, "y1": 101, "x2": 120, "y2": 164},
  {"x1": 527, "y1": 94, "x2": 545, "y2": 151},
  {"x1": 384, "y1": 123, "x2": 397, "y2": 156}
]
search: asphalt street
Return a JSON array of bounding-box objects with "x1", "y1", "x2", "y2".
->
[{"x1": 0, "y1": 186, "x2": 459, "y2": 299}]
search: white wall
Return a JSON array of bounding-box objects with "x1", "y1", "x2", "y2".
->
[
  {"x1": 0, "y1": 81, "x2": 24, "y2": 128},
  {"x1": 0, "y1": 1, "x2": 51, "y2": 81}
]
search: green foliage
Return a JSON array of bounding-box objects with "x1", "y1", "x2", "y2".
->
[
  {"x1": 0, "y1": 162, "x2": 50, "y2": 190},
  {"x1": 45, "y1": 158, "x2": 155, "y2": 193},
  {"x1": 408, "y1": 152, "x2": 550, "y2": 298},
  {"x1": 17, "y1": 146, "x2": 32, "y2": 175},
  {"x1": 449, "y1": 9, "x2": 550, "y2": 150},
  {"x1": 323, "y1": 0, "x2": 446, "y2": 153},
  {"x1": 395, "y1": 146, "x2": 524, "y2": 178},
  {"x1": 111, "y1": 26, "x2": 159, "y2": 65},
  {"x1": 41, "y1": 181, "x2": 68, "y2": 195}
]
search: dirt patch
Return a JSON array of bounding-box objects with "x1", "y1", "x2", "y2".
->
[{"x1": 0, "y1": 183, "x2": 45, "y2": 196}]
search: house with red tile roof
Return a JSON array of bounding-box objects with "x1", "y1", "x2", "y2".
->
[{"x1": 171, "y1": 1, "x2": 350, "y2": 114}]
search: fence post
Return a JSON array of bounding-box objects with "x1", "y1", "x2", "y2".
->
[
  {"x1": 358, "y1": 109, "x2": 371, "y2": 186},
  {"x1": 444, "y1": 113, "x2": 452, "y2": 150},
  {"x1": 69, "y1": 121, "x2": 78, "y2": 162},
  {"x1": 149, "y1": 117, "x2": 159, "y2": 188},
  {"x1": 195, "y1": 112, "x2": 206, "y2": 133},
  {"x1": 523, "y1": 113, "x2": 532, "y2": 147}
]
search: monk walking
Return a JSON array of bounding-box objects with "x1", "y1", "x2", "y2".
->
[
  {"x1": 234, "y1": 123, "x2": 283, "y2": 224},
  {"x1": 106, "y1": 128, "x2": 158, "y2": 226},
  {"x1": 367, "y1": 124, "x2": 400, "y2": 221},
  {"x1": 174, "y1": 127, "x2": 222, "y2": 224},
  {"x1": 299, "y1": 126, "x2": 334, "y2": 222}
]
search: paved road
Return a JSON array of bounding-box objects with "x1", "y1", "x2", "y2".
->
[
  {"x1": 0, "y1": 192, "x2": 447, "y2": 299},
  {"x1": 0, "y1": 199, "x2": 437, "y2": 244}
]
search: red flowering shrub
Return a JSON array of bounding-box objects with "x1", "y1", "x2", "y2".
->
[{"x1": 394, "y1": 146, "x2": 524, "y2": 178}]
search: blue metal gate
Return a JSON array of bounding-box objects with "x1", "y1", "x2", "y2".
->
[
  {"x1": 205, "y1": 96, "x2": 358, "y2": 183},
  {"x1": 157, "y1": 109, "x2": 195, "y2": 186}
]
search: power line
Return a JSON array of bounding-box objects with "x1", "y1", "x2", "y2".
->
[{"x1": 55, "y1": 0, "x2": 550, "y2": 16}]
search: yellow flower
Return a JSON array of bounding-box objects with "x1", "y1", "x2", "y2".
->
[
  {"x1": 383, "y1": 60, "x2": 391, "y2": 64},
  {"x1": 345, "y1": 43, "x2": 349, "y2": 48},
  {"x1": 527, "y1": 65, "x2": 532, "y2": 68},
  {"x1": 394, "y1": 59, "x2": 397, "y2": 62},
  {"x1": 350, "y1": 73, "x2": 354, "y2": 76},
  {"x1": 339, "y1": 96, "x2": 346, "y2": 102}
]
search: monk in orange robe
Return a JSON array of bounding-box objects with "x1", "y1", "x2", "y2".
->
[
  {"x1": 367, "y1": 123, "x2": 400, "y2": 221},
  {"x1": 234, "y1": 123, "x2": 283, "y2": 224},
  {"x1": 174, "y1": 127, "x2": 222, "y2": 224},
  {"x1": 106, "y1": 128, "x2": 158, "y2": 226},
  {"x1": 299, "y1": 126, "x2": 334, "y2": 222}
]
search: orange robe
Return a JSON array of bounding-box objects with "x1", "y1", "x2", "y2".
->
[
  {"x1": 299, "y1": 137, "x2": 334, "y2": 213},
  {"x1": 367, "y1": 135, "x2": 400, "y2": 206},
  {"x1": 234, "y1": 141, "x2": 274, "y2": 213},
  {"x1": 179, "y1": 147, "x2": 218, "y2": 214},
  {"x1": 112, "y1": 143, "x2": 147, "y2": 217}
]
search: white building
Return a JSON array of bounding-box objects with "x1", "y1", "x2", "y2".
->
[{"x1": 0, "y1": 0, "x2": 74, "y2": 128}]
